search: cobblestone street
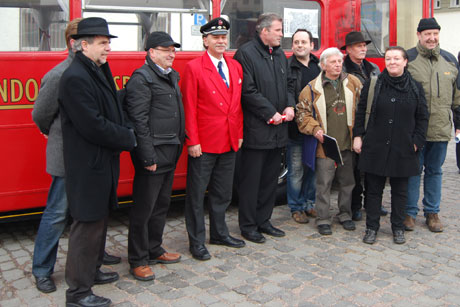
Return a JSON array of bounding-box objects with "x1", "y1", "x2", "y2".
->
[{"x1": 1, "y1": 141, "x2": 459, "y2": 307}]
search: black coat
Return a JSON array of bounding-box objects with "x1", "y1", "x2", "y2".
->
[
  {"x1": 234, "y1": 36, "x2": 295, "y2": 149},
  {"x1": 353, "y1": 70, "x2": 428, "y2": 177},
  {"x1": 59, "y1": 52, "x2": 136, "y2": 221},
  {"x1": 287, "y1": 54, "x2": 321, "y2": 140},
  {"x1": 124, "y1": 57, "x2": 185, "y2": 174}
]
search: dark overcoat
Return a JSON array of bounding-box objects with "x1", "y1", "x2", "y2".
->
[
  {"x1": 59, "y1": 52, "x2": 136, "y2": 222},
  {"x1": 353, "y1": 70, "x2": 428, "y2": 177},
  {"x1": 234, "y1": 35, "x2": 295, "y2": 149}
]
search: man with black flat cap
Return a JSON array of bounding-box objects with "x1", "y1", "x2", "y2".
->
[
  {"x1": 341, "y1": 31, "x2": 382, "y2": 222},
  {"x1": 124, "y1": 31, "x2": 184, "y2": 280},
  {"x1": 182, "y1": 17, "x2": 245, "y2": 261},
  {"x1": 59, "y1": 17, "x2": 136, "y2": 307}
]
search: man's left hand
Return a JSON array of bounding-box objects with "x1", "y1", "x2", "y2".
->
[{"x1": 283, "y1": 107, "x2": 295, "y2": 121}]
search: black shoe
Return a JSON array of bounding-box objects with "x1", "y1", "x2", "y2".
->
[
  {"x1": 66, "y1": 294, "x2": 111, "y2": 307},
  {"x1": 380, "y1": 207, "x2": 388, "y2": 216},
  {"x1": 35, "y1": 276, "x2": 56, "y2": 293},
  {"x1": 210, "y1": 235, "x2": 246, "y2": 248},
  {"x1": 190, "y1": 244, "x2": 211, "y2": 261},
  {"x1": 317, "y1": 224, "x2": 332, "y2": 235},
  {"x1": 94, "y1": 269, "x2": 119, "y2": 285},
  {"x1": 393, "y1": 229, "x2": 406, "y2": 244},
  {"x1": 341, "y1": 220, "x2": 356, "y2": 231},
  {"x1": 102, "y1": 251, "x2": 121, "y2": 265},
  {"x1": 241, "y1": 231, "x2": 266, "y2": 243},
  {"x1": 352, "y1": 210, "x2": 362, "y2": 221},
  {"x1": 258, "y1": 224, "x2": 285, "y2": 237},
  {"x1": 362, "y1": 229, "x2": 377, "y2": 244}
]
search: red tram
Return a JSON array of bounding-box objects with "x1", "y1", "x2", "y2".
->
[{"x1": 0, "y1": 0, "x2": 433, "y2": 220}]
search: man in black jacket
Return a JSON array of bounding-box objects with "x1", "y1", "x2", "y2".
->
[
  {"x1": 287, "y1": 29, "x2": 321, "y2": 224},
  {"x1": 59, "y1": 18, "x2": 136, "y2": 307},
  {"x1": 234, "y1": 13, "x2": 295, "y2": 243},
  {"x1": 341, "y1": 31, "x2": 383, "y2": 221},
  {"x1": 124, "y1": 32, "x2": 185, "y2": 281}
]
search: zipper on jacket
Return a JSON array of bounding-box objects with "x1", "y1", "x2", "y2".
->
[{"x1": 436, "y1": 72, "x2": 440, "y2": 98}]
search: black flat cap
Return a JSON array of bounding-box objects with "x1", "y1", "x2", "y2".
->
[
  {"x1": 417, "y1": 18, "x2": 441, "y2": 32},
  {"x1": 145, "y1": 31, "x2": 180, "y2": 51},
  {"x1": 200, "y1": 17, "x2": 230, "y2": 35},
  {"x1": 340, "y1": 31, "x2": 371, "y2": 50},
  {"x1": 71, "y1": 17, "x2": 117, "y2": 39}
]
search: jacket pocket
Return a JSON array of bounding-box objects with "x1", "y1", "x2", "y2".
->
[
  {"x1": 152, "y1": 134, "x2": 180, "y2": 169},
  {"x1": 89, "y1": 146, "x2": 104, "y2": 170}
]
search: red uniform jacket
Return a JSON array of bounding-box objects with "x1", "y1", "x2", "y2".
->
[{"x1": 182, "y1": 52, "x2": 243, "y2": 153}]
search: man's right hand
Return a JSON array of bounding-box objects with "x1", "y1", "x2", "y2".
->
[
  {"x1": 269, "y1": 112, "x2": 283, "y2": 125},
  {"x1": 314, "y1": 129, "x2": 324, "y2": 143},
  {"x1": 145, "y1": 164, "x2": 157, "y2": 172},
  {"x1": 188, "y1": 144, "x2": 202, "y2": 158}
]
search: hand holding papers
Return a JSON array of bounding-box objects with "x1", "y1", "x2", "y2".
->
[{"x1": 322, "y1": 134, "x2": 343, "y2": 166}]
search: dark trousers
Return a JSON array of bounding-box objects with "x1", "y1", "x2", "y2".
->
[
  {"x1": 238, "y1": 147, "x2": 282, "y2": 233},
  {"x1": 365, "y1": 173, "x2": 406, "y2": 232},
  {"x1": 456, "y1": 142, "x2": 460, "y2": 170},
  {"x1": 351, "y1": 152, "x2": 364, "y2": 213},
  {"x1": 185, "y1": 151, "x2": 236, "y2": 246},
  {"x1": 128, "y1": 170, "x2": 174, "y2": 268},
  {"x1": 65, "y1": 217, "x2": 107, "y2": 302}
]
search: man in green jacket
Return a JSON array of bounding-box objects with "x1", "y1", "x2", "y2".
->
[{"x1": 404, "y1": 18, "x2": 460, "y2": 232}]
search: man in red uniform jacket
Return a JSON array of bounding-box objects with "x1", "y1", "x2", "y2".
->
[{"x1": 182, "y1": 17, "x2": 245, "y2": 261}]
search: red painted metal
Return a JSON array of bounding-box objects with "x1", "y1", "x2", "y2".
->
[{"x1": 0, "y1": 0, "x2": 405, "y2": 215}]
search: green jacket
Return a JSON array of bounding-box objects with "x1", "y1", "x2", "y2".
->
[{"x1": 407, "y1": 42, "x2": 460, "y2": 141}]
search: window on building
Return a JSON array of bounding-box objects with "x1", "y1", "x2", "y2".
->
[
  {"x1": 82, "y1": 0, "x2": 210, "y2": 51},
  {"x1": 221, "y1": 0, "x2": 321, "y2": 50},
  {"x1": 361, "y1": 0, "x2": 390, "y2": 57},
  {"x1": 451, "y1": 0, "x2": 460, "y2": 7},
  {"x1": 0, "y1": 0, "x2": 69, "y2": 51}
]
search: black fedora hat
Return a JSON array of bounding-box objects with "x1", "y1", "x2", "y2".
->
[
  {"x1": 340, "y1": 31, "x2": 371, "y2": 50},
  {"x1": 71, "y1": 17, "x2": 117, "y2": 39}
]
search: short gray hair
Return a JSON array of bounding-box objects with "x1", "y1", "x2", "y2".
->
[
  {"x1": 255, "y1": 13, "x2": 282, "y2": 34},
  {"x1": 320, "y1": 47, "x2": 343, "y2": 65},
  {"x1": 73, "y1": 36, "x2": 95, "y2": 51}
]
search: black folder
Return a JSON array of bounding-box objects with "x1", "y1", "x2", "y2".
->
[{"x1": 322, "y1": 134, "x2": 343, "y2": 165}]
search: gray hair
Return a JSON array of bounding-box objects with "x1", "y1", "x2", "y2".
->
[
  {"x1": 255, "y1": 13, "x2": 282, "y2": 34},
  {"x1": 73, "y1": 36, "x2": 95, "y2": 51},
  {"x1": 320, "y1": 47, "x2": 343, "y2": 65}
]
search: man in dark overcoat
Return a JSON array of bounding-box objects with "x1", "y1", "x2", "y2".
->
[
  {"x1": 58, "y1": 17, "x2": 136, "y2": 307},
  {"x1": 234, "y1": 13, "x2": 295, "y2": 243}
]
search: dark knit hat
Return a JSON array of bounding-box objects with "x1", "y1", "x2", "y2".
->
[{"x1": 417, "y1": 18, "x2": 441, "y2": 32}]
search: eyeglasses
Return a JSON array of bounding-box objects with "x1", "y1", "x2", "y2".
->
[{"x1": 154, "y1": 48, "x2": 176, "y2": 54}]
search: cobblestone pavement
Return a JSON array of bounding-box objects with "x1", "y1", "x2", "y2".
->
[{"x1": 1, "y1": 141, "x2": 460, "y2": 307}]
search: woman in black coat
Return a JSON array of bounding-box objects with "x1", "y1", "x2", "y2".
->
[{"x1": 353, "y1": 46, "x2": 428, "y2": 245}]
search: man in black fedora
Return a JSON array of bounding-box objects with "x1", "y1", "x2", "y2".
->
[
  {"x1": 341, "y1": 31, "x2": 382, "y2": 222},
  {"x1": 59, "y1": 17, "x2": 136, "y2": 307}
]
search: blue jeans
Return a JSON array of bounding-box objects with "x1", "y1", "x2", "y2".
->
[
  {"x1": 287, "y1": 139, "x2": 316, "y2": 213},
  {"x1": 32, "y1": 176, "x2": 68, "y2": 278},
  {"x1": 406, "y1": 141, "x2": 447, "y2": 218}
]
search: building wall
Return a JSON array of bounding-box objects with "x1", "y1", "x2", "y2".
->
[{"x1": 435, "y1": 0, "x2": 460, "y2": 58}]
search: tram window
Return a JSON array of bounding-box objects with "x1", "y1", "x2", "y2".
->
[
  {"x1": 221, "y1": 0, "x2": 321, "y2": 50},
  {"x1": 82, "y1": 0, "x2": 210, "y2": 51},
  {"x1": 397, "y1": 0, "x2": 423, "y2": 50},
  {"x1": 361, "y1": 0, "x2": 390, "y2": 57},
  {"x1": 0, "y1": 0, "x2": 69, "y2": 52}
]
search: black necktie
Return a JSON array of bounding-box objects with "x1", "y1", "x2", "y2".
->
[{"x1": 218, "y1": 61, "x2": 229, "y2": 88}]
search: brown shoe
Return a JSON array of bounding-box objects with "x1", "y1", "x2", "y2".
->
[
  {"x1": 305, "y1": 208, "x2": 317, "y2": 218},
  {"x1": 403, "y1": 215, "x2": 415, "y2": 231},
  {"x1": 149, "y1": 252, "x2": 181, "y2": 264},
  {"x1": 130, "y1": 265, "x2": 155, "y2": 281},
  {"x1": 292, "y1": 211, "x2": 309, "y2": 224},
  {"x1": 426, "y1": 213, "x2": 443, "y2": 232}
]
